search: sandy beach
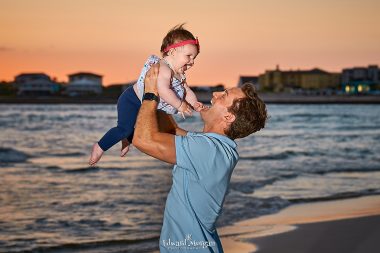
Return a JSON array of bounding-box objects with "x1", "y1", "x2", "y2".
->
[{"x1": 220, "y1": 195, "x2": 380, "y2": 253}]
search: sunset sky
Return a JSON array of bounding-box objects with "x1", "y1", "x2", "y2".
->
[{"x1": 1, "y1": 0, "x2": 379, "y2": 87}]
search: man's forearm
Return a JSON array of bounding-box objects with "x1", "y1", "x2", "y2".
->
[
  {"x1": 134, "y1": 100, "x2": 159, "y2": 143},
  {"x1": 133, "y1": 99, "x2": 176, "y2": 164},
  {"x1": 133, "y1": 64, "x2": 176, "y2": 164}
]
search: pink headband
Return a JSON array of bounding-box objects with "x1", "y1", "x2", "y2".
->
[{"x1": 163, "y1": 38, "x2": 200, "y2": 53}]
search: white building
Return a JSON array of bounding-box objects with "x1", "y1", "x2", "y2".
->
[
  {"x1": 15, "y1": 73, "x2": 59, "y2": 96},
  {"x1": 66, "y1": 72, "x2": 103, "y2": 96}
]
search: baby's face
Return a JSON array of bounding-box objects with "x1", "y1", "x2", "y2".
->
[{"x1": 172, "y1": 44, "x2": 198, "y2": 74}]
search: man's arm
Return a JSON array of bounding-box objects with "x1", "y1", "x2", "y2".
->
[{"x1": 132, "y1": 64, "x2": 177, "y2": 164}]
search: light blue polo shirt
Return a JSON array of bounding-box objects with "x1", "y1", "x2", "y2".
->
[{"x1": 160, "y1": 132, "x2": 239, "y2": 253}]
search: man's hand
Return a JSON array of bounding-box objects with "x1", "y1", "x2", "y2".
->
[{"x1": 145, "y1": 63, "x2": 160, "y2": 95}]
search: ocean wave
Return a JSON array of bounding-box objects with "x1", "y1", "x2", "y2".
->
[
  {"x1": 62, "y1": 166, "x2": 133, "y2": 174},
  {"x1": 25, "y1": 114, "x2": 99, "y2": 122},
  {"x1": 335, "y1": 125, "x2": 380, "y2": 131},
  {"x1": 16, "y1": 237, "x2": 160, "y2": 253},
  {"x1": 311, "y1": 167, "x2": 380, "y2": 175},
  {"x1": 288, "y1": 188, "x2": 380, "y2": 203},
  {"x1": 45, "y1": 152, "x2": 86, "y2": 157},
  {"x1": 240, "y1": 152, "x2": 294, "y2": 160},
  {"x1": 63, "y1": 167, "x2": 101, "y2": 173},
  {"x1": 0, "y1": 147, "x2": 30, "y2": 163},
  {"x1": 289, "y1": 113, "x2": 333, "y2": 118},
  {"x1": 218, "y1": 194, "x2": 290, "y2": 226},
  {"x1": 230, "y1": 174, "x2": 299, "y2": 194},
  {"x1": 240, "y1": 150, "x2": 313, "y2": 160},
  {"x1": 45, "y1": 165, "x2": 62, "y2": 171}
]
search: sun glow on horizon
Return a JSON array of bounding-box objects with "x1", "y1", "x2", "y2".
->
[{"x1": 1, "y1": 0, "x2": 379, "y2": 87}]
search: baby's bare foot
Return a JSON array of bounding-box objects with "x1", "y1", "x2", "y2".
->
[
  {"x1": 89, "y1": 143, "x2": 104, "y2": 166},
  {"x1": 121, "y1": 139, "x2": 130, "y2": 157}
]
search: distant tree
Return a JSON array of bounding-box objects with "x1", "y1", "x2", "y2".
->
[
  {"x1": 102, "y1": 85, "x2": 124, "y2": 98},
  {"x1": 0, "y1": 81, "x2": 17, "y2": 96},
  {"x1": 211, "y1": 84, "x2": 225, "y2": 92}
]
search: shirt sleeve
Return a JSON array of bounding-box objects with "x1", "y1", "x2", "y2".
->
[{"x1": 175, "y1": 134, "x2": 216, "y2": 178}]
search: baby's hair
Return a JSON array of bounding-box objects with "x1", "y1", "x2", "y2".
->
[{"x1": 160, "y1": 23, "x2": 199, "y2": 57}]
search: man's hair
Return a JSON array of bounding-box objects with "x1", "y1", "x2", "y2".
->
[
  {"x1": 225, "y1": 83, "x2": 268, "y2": 140},
  {"x1": 160, "y1": 23, "x2": 199, "y2": 57}
]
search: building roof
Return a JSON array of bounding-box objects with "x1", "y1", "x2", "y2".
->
[
  {"x1": 239, "y1": 76, "x2": 259, "y2": 83},
  {"x1": 15, "y1": 73, "x2": 50, "y2": 78},
  {"x1": 68, "y1": 72, "x2": 102, "y2": 78},
  {"x1": 343, "y1": 65, "x2": 379, "y2": 71},
  {"x1": 281, "y1": 68, "x2": 330, "y2": 75}
]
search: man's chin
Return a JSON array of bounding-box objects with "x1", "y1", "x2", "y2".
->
[{"x1": 199, "y1": 105, "x2": 210, "y2": 118}]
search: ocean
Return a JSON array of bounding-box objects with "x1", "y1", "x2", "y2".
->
[{"x1": 1, "y1": 104, "x2": 379, "y2": 252}]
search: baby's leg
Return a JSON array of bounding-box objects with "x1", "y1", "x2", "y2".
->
[
  {"x1": 89, "y1": 87, "x2": 140, "y2": 165},
  {"x1": 90, "y1": 125, "x2": 128, "y2": 165},
  {"x1": 120, "y1": 139, "x2": 129, "y2": 157},
  {"x1": 121, "y1": 128, "x2": 135, "y2": 156},
  {"x1": 89, "y1": 143, "x2": 104, "y2": 166}
]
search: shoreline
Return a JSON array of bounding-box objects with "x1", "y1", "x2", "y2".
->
[
  {"x1": 220, "y1": 195, "x2": 380, "y2": 253},
  {"x1": 1, "y1": 94, "x2": 380, "y2": 104}
]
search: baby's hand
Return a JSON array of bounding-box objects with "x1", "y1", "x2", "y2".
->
[
  {"x1": 193, "y1": 102, "x2": 205, "y2": 112},
  {"x1": 178, "y1": 101, "x2": 192, "y2": 118}
]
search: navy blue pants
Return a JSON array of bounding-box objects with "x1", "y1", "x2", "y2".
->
[{"x1": 98, "y1": 86, "x2": 141, "y2": 151}]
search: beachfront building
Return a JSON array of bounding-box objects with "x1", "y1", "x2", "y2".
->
[
  {"x1": 342, "y1": 65, "x2": 380, "y2": 94},
  {"x1": 66, "y1": 72, "x2": 103, "y2": 96},
  {"x1": 15, "y1": 73, "x2": 60, "y2": 96},
  {"x1": 237, "y1": 76, "x2": 259, "y2": 89},
  {"x1": 258, "y1": 65, "x2": 341, "y2": 93}
]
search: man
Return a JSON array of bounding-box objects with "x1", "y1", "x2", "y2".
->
[{"x1": 133, "y1": 64, "x2": 267, "y2": 252}]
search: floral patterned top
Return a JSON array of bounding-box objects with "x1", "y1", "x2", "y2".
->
[{"x1": 136, "y1": 55, "x2": 186, "y2": 115}]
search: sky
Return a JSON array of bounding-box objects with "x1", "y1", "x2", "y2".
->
[{"x1": 1, "y1": 0, "x2": 379, "y2": 87}]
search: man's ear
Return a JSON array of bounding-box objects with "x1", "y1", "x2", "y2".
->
[{"x1": 224, "y1": 112, "x2": 236, "y2": 124}]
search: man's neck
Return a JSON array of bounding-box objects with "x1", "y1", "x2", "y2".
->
[{"x1": 202, "y1": 124, "x2": 227, "y2": 137}]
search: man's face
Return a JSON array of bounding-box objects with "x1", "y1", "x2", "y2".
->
[{"x1": 200, "y1": 87, "x2": 245, "y2": 123}]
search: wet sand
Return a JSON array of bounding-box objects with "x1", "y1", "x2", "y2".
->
[
  {"x1": 250, "y1": 215, "x2": 380, "y2": 253},
  {"x1": 220, "y1": 195, "x2": 380, "y2": 253}
]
